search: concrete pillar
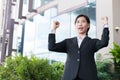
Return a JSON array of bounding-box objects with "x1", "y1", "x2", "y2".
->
[
  {"x1": 96, "y1": 0, "x2": 120, "y2": 57},
  {"x1": 96, "y1": 0, "x2": 113, "y2": 54},
  {"x1": 7, "y1": 19, "x2": 14, "y2": 56},
  {"x1": 113, "y1": 0, "x2": 120, "y2": 45},
  {"x1": 0, "y1": 0, "x2": 12, "y2": 62}
]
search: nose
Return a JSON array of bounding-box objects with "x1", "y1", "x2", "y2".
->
[{"x1": 78, "y1": 22, "x2": 82, "y2": 26}]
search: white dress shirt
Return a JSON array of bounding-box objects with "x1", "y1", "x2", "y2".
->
[{"x1": 77, "y1": 35, "x2": 86, "y2": 48}]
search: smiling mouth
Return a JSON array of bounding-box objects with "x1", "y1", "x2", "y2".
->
[{"x1": 78, "y1": 27, "x2": 83, "y2": 30}]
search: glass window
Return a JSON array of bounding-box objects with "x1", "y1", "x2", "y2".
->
[
  {"x1": 51, "y1": 13, "x2": 71, "y2": 42},
  {"x1": 23, "y1": 20, "x2": 36, "y2": 56},
  {"x1": 22, "y1": 0, "x2": 29, "y2": 16},
  {"x1": 23, "y1": 8, "x2": 56, "y2": 58},
  {"x1": 50, "y1": 13, "x2": 71, "y2": 62},
  {"x1": 22, "y1": 1, "x2": 96, "y2": 63},
  {"x1": 13, "y1": 24, "x2": 22, "y2": 52},
  {"x1": 71, "y1": 1, "x2": 96, "y2": 38},
  {"x1": 33, "y1": 0, "x2": 54, "y2": 9}
]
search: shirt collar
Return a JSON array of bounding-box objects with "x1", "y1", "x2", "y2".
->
[{"x1": 77, "y1": 35, "x2": 86, "y2": 40}]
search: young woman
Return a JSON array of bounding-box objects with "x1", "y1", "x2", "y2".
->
[{"x1": 48, "y1": 14, "x2": 109, "y2": 80}]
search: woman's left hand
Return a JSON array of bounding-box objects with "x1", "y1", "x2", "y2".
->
[{"x1": 101, "y1": 16, "x2": 108, "y2": 24}]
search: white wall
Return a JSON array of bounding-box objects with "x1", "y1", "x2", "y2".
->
[
  {"x1": 96, "y1": 0, "x2": 120, "y2": 58},
  {"x1": 58, "y1": 0, "x2": 87, "y2": 14},
  {"x1": 0, "y1": 0, "x2": 6, "y2": 35},
  {"x1": 96, "y1": 0, "x2": 113, "y2": 54},
  {"x1": 0, "y1": 0, "x2": 3, "y2": 35}
]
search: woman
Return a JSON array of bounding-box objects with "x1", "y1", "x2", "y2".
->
[{"x1": 48, "y1": 14, "x2": 109, "y2": 80}]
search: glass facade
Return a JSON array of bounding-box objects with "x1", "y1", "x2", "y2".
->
[
  {"x1": 22, "y1": 0, "x2": 29, "y2": 16},
  {"x1": 33, "y1": 0, "x2": 54, "y2": 9},
  {"x1": 17, "y1": 0, "x2": 96, "y2": 63}
]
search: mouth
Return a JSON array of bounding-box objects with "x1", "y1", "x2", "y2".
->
[{"x1": 78, "y1": 27, "x2": 84, "y2": 30}]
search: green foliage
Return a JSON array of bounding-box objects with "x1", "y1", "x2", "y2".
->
[
  {"x1": 110, "y1": 42, "x2": 120, "y2": 64},
  {"x1": 109, "y1": 42, "x2": 120, "y2": 79},
  {"x1": 51, "y1": 62, "x2": 64, "y2": 80},
  {"x1": 0, "y1": 55, "x2": 117, "y2": 80},
  {"x1": 96, "y1": 60, "x2": 113, "y2": 80},
  {"x1": 0, "y1": 55, "x2": 63, "y2": 80},
  {"x1": 0, "y1": 56, "x2": 28, "y2": 80}
]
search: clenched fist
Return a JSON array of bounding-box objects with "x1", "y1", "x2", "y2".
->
[
  {"x1": 51, "y1": 21, "x2": 60, "y2": 30},
  {"x1": 101, "y1": 16, "x2": 108, "y2": 25}
]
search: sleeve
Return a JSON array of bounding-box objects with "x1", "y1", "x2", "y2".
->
[
  {"x1": 94, "y1": 28, "x2": 109, "y2": 52},
  {"x1": 48, "y1": 34, "x2": 67, "y2": 53}
]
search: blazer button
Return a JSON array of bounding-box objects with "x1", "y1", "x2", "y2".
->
[
  {"x1": 78, "y1": 51, "x2": 80, "y2": 54},
  {"x1": 77, "y1": 59, "x2": 80, "y2": 62}
]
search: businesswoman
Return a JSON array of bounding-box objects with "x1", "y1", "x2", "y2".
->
[{"x1": 48, "y1": 14, "x2": 109, "y2": 80}]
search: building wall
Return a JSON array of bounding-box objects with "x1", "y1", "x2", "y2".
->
[
  {"x1": 96, "y1": 0, "x2": 113, "y2": 55},
  {"x1": 96, "y1": 0, "x2": 120, "y2": 59},
  {"x1": 113, "y1": 0, "x2": 120, "y2": 45},
  {"x1": 1, "y1": 0, "x2": 120, "y2": 60},
  {"x1": 58, "y1": 0, "x2": 87, "y2": 14},
  {"x1": 0, "y1": 0, "x2": 4, "y2": 36},
  {"x1": 0, "y1": 0, "x2": 6, "y2": 53},
  {"x1": 13, "y1": 0, "x2": 118, "y2": 54}
]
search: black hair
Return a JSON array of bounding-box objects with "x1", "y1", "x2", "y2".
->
[{"x1": 74, "y1": 14, "x2": 90, "y2": 35}]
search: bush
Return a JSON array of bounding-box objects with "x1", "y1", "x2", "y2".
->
[
  {"x1": 0, "y1": 55, "x2": 116, "y2": 80},
  {"x1": 110, "y1": 42, "x2": 120, "y2": 77},
  {"x1": 96, "y1": 60, "x2": 114, "y2": 80},
  {"x1": 0, "y1": 55, "x2": 63, "y2": 80},
  {"x1": 51, "y1": 62, "x2": 64, "y2": 80}
]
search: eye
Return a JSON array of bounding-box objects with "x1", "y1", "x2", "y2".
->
[
  {"x1": 82, "y1": 20, "x2": 86, "y2": 23},
  {"x1": 76, "y1": 20, "x2": 80, "y2": 23}
]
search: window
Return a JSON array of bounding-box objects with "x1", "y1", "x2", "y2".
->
[
  {"x1": 22, "y1": 0, "x2": 29, "y2": 16},
  {"x1": 23, "y1": 8, "x2": 57, "y2": 58},
  {"x1": 21, "y1": 1, "x2": 96, "y2": 63},
  {"x1": 33, "y1": 0, "x2": 54, "y2": 9}
]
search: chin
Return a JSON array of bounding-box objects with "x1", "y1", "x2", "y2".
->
[
  {"x1": 78, "y1": 32, "x2": 84, "y2": 34},
  {"x1": 78, "y1": 31, "x2": 85, "y2": 34}
]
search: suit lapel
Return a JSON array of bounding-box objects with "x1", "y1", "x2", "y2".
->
[
  {"x1": 72, "y1": 37, "x2": 79, "y2": 49},
  {"x1": 79, "y1": 36, "x2": 90, "y2": 50},
  {"x1": 72, "y1": 36, "x2": 90, "y2": 50}
]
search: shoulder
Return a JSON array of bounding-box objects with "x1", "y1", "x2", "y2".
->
[
  {"x1": 65, "y1": 37, "x2": 77, "y2": 41},
  {"x1": 87, "y1": 37, "x2": 99, "y2": 43},
  {"x1": 64, "y1": 37, "x2": 77, "y2": 44}
]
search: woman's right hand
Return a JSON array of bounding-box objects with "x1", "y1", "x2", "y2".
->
[{"x1": 51, "y1": 21, "x2": 60, "y2": 30}]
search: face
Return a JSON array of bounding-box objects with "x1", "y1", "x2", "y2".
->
[{"x1": 75, "y1": 16, "x2": 90, "y2": 35}]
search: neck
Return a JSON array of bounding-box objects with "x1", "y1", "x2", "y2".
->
[{"x1": 78, "y1": 33, "x2": 86, "y2": 39}]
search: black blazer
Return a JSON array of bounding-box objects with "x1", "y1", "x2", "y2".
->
[{"x1": 48, "y1": 28, "x2": 109, "y2": 80}]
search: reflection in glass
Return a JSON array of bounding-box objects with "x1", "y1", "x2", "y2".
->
[
  {"x1": 23, "y1": 8, "x2": 56, "y2": 58},
  {"x1": 12, "y1": 24, "x2": 22, "y2": 56},
  {"x1": 71, "y1": 1, "x2": 96, "y2": 38}
]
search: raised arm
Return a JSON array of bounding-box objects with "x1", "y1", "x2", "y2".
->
[
  {"x1": 95, "y1": 16, "x2": 109, "y2": 52},
  {"x1": 48, "y1": 21, "x2": 67, "y2": 53}
]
